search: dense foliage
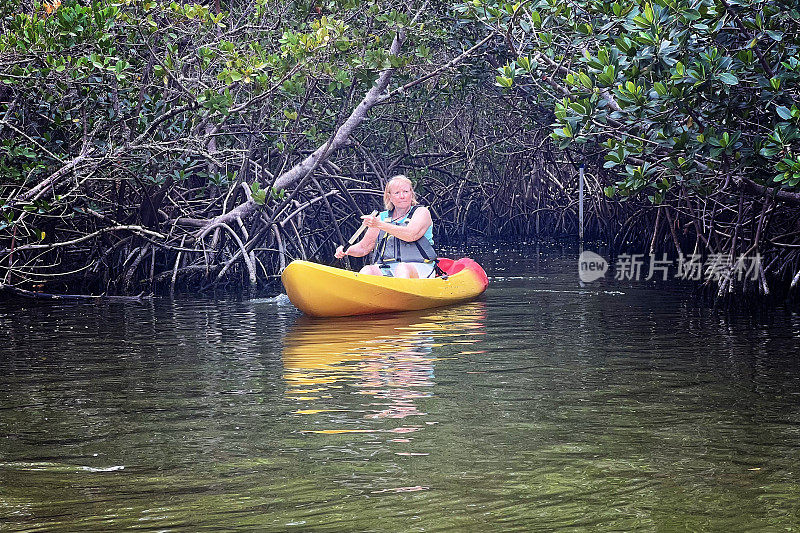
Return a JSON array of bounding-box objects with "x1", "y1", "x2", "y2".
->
[
  {"x1": 465, "y1": 0, "x2": 800, "y2": 195},
  {"x1": 460, "y1": 0, "x2": 800, "y2": 294},
  {"x1": 0, "y1": 0, "x2": 475, "y2": 292}
]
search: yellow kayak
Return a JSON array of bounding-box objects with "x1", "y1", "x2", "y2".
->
[{"x1": 281, "y1": 258, "x2": 489, "y2": 317}]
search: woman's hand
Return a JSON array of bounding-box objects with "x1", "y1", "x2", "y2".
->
[
  {"x1": 361, "y1": 214, "x2": 381, "y2": 229},
  {"x1": 334, "y1": 245, "x2": 348, "y2": 259}
]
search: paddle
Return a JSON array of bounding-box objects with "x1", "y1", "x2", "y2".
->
[{"x1": 340, "y1": 210, "x2": 379, "y2": 255}]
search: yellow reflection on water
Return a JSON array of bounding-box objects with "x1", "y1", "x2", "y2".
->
[{"x1": 281, "y1": 303, "x2": 486, "y2": 423}]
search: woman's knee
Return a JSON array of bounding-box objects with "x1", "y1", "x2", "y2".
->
[
  {"x1": 359, "y1": 264, "x2": 383, "y2": 276},
  {"x1": 394, "y1": 263, "x2": 419, "y2": 279}
]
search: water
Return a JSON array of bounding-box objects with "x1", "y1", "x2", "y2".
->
[{"x1": 1, "y1": 246, "x2": 799, "y2": 531}]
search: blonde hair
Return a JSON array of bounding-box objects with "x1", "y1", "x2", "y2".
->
[{"x1": 383, "y1": 175, "x2": 418, "y2": 211}]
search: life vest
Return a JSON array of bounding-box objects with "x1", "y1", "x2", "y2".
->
[{"x1": 372, "y1": 205, "x2": 436, "y2": 265}]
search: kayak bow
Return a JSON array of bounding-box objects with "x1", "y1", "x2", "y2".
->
[{"x1": 281, "y1": 258, "x2": 488, "y2": 317}]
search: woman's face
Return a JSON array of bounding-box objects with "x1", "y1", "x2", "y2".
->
[{"x1": 389, "y1": 182, "x2": 413, "y2": 210}]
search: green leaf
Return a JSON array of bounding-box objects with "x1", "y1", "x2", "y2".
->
[
  {"x1": 718, "y1": 72, "x2": 738, "y2": 85},
  {"x1": 776, "y1": 106, "x2": 793, "y2": 120},
  {"x1": 578, "y1": 72, "x2": 593, "y2": 89},
  {"x1": 682, "y1": 8, "x2": 701, "y2": 21},
  {"x1": 569, "y1": 101, "x2": 586, "y2": 114},
  {"x1": 250, "y1": 181, "x2": 266, "y2": 205},
  {"x1": 597, "y1": 47, "x2": 609, "y2": 65},
  {"x1": 644, "y1": 3, "x2": 654, "y2": 22},
  {"x1": 495, "y1": 75, "x2": 513, "y2": 88},
  {"x1": 766, "y1": 30, "x2": 784, "y2": 42}
]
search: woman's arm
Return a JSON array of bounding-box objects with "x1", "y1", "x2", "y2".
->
[
  {"x1": 335, "y1": 226, "x2": 379, "y2": 258},
  {"x1": 363, "y1": 207, "x2": 432, "y2": 242}
]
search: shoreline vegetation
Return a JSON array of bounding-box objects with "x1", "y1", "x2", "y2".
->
[{"x1": 1, "y1": 0, "x2": 799, "y2": 302}]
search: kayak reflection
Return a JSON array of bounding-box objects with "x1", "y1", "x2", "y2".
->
[{"x1": 282, "y1": 303, "x2": 486, "y2": 421}]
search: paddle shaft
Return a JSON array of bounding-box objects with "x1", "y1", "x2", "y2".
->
[{"x1": 342, "y1": 210, "x2": 379, "y2": 253}]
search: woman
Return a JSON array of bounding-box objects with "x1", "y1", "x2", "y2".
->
[{"x1": 335, "y1": 175, "x2": 436, "y2": 278}]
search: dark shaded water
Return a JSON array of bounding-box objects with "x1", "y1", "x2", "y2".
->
[{"x1": 1, "y1": 246, "x2": 799, "y2": 531}]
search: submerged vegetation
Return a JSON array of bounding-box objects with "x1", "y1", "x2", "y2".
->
[{"x1": 0, "y1": 0, "x2": 799, "y2": 298}]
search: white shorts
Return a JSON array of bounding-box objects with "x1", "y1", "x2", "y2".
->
[{"x1": 378, "y1": 261, "x2": 436, "y2": 278}]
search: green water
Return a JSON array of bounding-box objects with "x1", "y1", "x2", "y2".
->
[{"x1": 1, "y1": 246, "x2": 799, "y2": 531}]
